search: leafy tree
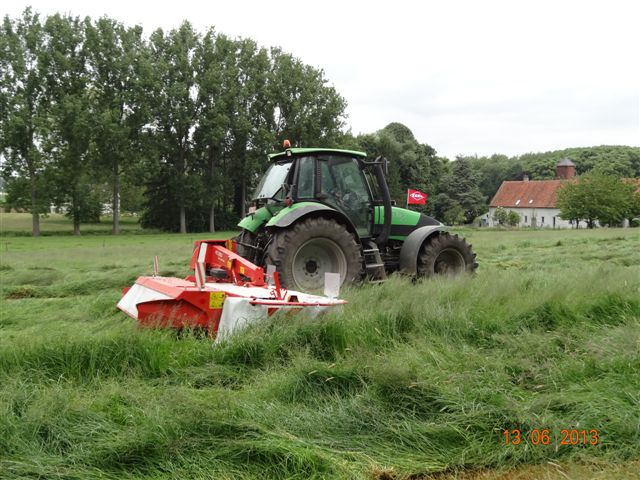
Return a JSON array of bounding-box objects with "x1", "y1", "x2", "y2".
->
[
  {"x1": 144, "y1": 22, "x2": 201, "y2": 233},
  {"x1": 461, "y1": 146, "x2": 640, "y2": 204},
  {"x1": 40, "y1": 13, "x2": 93, "y2": 235},
  {"x1": 228, "y1": 38, "x2": 273, "y2": 218},
  {"x1": 466, "y1": 154, "x2": 525, "y2": 200},
  {"x1": 443, "y1": 203, "x2": 465, "y2": 225},
  {"x1": 507, "y1": 210, "x2": 520, "y2": 226},
  {"x1": 192, "y1": 29, "x2": 232, "y2": 232},
  {"x1": 0, "y1": 9, "x2": 49, "y2": 235},
  {"x1": 438, "y1": 157, "x2": 486, "y2": 223},
  {"x1": 356, "y1": 123, "x2": 447, "y2": 215},
  {"x1": 492, "y1": 207, "x2": 519, "y2": 226},
  {"x1": 84, "y1": 17, "x2": 151, "y2": 233},
  {"x1": 557, "y1": 173, "x2": 636, "y2": 228},
  {"x1": 269, "y1": 48, "x2": 347, "y2": 149},
  {"x1": 492, "y1": 206, "x2": 508, "y2": 225}
]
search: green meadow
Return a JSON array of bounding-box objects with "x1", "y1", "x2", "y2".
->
[{"x1": 1, "y1": 213, "x2": 639, "y2": 479}]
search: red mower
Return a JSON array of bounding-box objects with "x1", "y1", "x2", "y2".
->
[{"x1": 117, "y1": 239, "x2": 346, "y2": 340}]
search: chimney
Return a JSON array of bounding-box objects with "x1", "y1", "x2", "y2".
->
[{"x1": 556, "y1": 158, "x2": 576, "y2": 179}]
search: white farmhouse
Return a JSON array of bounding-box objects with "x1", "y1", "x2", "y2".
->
[{"x1": 485, "y1": 158, "x2": 584, "y2": 228}]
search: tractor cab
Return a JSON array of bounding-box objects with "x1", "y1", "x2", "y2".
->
[{"x1": 253, "y1": 148, "x2": 391, "y2": 241}]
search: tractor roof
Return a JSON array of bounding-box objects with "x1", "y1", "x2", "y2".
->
[{"x1": 268, "y1": 147, "x2": 367, "y2": 161}]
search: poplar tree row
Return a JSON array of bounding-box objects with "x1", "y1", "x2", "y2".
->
[{"x1": 0, "y1": 9, "x2": 347, "y2": 235}]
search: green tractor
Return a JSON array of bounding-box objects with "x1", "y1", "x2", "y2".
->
[{"x1": 235, "y1": 146, "x2": 477, "y2": 291}]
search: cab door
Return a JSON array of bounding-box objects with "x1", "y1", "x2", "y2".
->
[{"x1": 316, "y1": 155, "x2": 372, "y2": 238}]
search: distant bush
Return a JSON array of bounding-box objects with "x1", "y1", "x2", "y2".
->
[{"x1": 493, "y1": 207, "x2": 520, "y2": 227}]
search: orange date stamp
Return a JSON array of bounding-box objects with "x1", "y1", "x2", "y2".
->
[{"x1": 502, "y1": 429, "x2": 599, "y2": 446}]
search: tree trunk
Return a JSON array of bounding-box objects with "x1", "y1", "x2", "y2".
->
[
  {"x1": 241, "y1": 177, "x2": 246, "y2": 218},
  {"x1": 179, "y1": 206, "x2": 187, "y2": 233},
  {"x1": 30, "y1": 180, "x2": 40, "y2": 237},
  {"x1": 112, "y1": 167, "x2": 120, "y2": 235},
  {"x1": 72, "y1": 188, "x2": 81, "y2": 235},
  {"x1": 209, "y1": 206, "x2": 215, "y2": 233},
  {"x1": 208, "y1": 145, "x2": 216, "y2": 233}
]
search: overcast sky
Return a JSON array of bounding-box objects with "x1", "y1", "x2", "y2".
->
[{"x1": 4, "y1": 0, "x2": 640, "y2": 159}]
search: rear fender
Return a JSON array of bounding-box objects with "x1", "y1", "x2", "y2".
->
[
  {"x1": 266, "y1": 203, "x2": 360, "y2": 240},
  {"x1": 399, "y1": 225, "x2": 447, "y2": 276}
]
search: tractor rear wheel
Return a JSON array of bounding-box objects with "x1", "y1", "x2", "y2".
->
[
  {"x1": 265, "y1": 217, "x2": 363, "y2": 291},
  {"x1": 418, "y1": 233, "x2": 477, "y2": 276}
]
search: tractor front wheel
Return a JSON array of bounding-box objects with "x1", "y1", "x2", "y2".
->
[
  {"x1": 265, "y1": 217, "x2": 363, "y2": 291},
  {"x1": 418, "y1": 233, "x2": 477, "y2": 276}
]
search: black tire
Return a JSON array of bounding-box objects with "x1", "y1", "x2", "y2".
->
[
  {"x1": 265, "y1": 217, "x2": 363, "y2": 291},
  {"x1": 234, "y1": 229, "x2": 257, "y2": 263},
  {"x1": 418, "y1": 232, "x2": 477, "y2": 276}
]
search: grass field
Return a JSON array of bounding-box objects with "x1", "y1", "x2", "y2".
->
[{"x1": 1, "y1": 212, "x2": 639, "y2": 479}]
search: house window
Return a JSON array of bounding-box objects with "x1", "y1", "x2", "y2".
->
[
  {"x1": 541, "y1": 216, "x2": 545, "y2": 224},
  {"x1": 524, "y1": 215, "x2": 528, "y2": 223}
]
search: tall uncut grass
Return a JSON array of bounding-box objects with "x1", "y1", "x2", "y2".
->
[{"x1": 0, "y1": 222, "x2": 639, "y2": 479}]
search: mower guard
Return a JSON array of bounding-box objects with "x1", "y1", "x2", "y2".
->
[{"x1": 117, "y1": 240, "x2": 346, "y2": 340}]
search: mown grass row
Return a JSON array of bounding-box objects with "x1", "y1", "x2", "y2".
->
[{"x1": 0, "y1": 229, "x2": 639, "y2": 478}]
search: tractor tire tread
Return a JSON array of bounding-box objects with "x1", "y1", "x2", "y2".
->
[
  {"x1": 265, "y1": 216, "x2": 363, "y2": 290},
  {"x1": 418, "y1": 232, "x2": 477, "y2": 276}
]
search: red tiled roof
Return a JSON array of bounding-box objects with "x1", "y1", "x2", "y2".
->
[{"x1": 490, "y1": 180, "x2": 567, "y2": 208}]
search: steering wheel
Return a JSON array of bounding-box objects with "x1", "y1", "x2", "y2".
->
[{"x1": 341, "y1": 189, "x2": 362, "y2": 210}]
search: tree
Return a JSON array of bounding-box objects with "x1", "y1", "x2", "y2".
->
[
  {"x1": 145, "y1": 22, "x2": 201, "y2": 233},
  {"x1": 507, "y1": 210, "x2": 520, "y2": 227},
  {"x1": 269, "y1": 48, "x2": 347, "y2": 148},
  {"x1": 492, "y1": 207, "x2": 519, "y2": 226},
  {"x1": 0, "y1": 9, "x2": 49, "y2": 235},
  {"x1": 493, "y1": 206, "x2": 509, "y2": 225},
  {"x1": 437, "y1": 157, "x2": 486, "y2": 224},
  {"x1": 443, "y1": 204, "x2": 465, "y2": 225},
  {"x1": 40, "y1": 13, "x2": 93, "y2": 235},
  {"x1": 192, "y1": 29, "x2": 231, "y2": 232},
  {"x1": 228, "y1": 38, "x2": 273, "y2": 218},
  {"x1": 84, "y1": 17, "x2": 150, "y2": 234},
  {"x1": 356, "y1": 123, "x2": 447, "y2": 215},
  {"x1": 557, "y1": 173, "x2": 636, "y2": 228}
]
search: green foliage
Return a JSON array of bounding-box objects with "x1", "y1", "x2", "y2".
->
[
  {"x1": 62, "y1": 176, "x2": 102, "y2": 223},
  {"x1": 557, "y1": 173, "x2": 637, "y2": 228},
  {"x1": 0, "y1": 8, "x2": 50, "y2": 234},
  {"x1": 493, "y1": 207, "x2": 520, "y2": 227},
  {"x1": 493, "y1": 206, "x2": 508, "y2": 225},
  {"x1": 355, "y1": 123, "x2": 447, "y2": 216},
  {"x1": 2, "y1": 10, "x2": 347, "y2": 235},
  {"x1": 39, "y1": 12, "x2": 96, "y2": 235},
  {"x1": 139, "y1": 27, "x2": 348, "y2": 232},
  {"x1": 464, "y1": 146, "x2": 640, "y2": 202},
  {"x1": 84, "y1": 17, "x2": 150, "y2": 234},
  {"x1": 507, "y1": 210, "x2": 520, "y2": 226},
  {"x1": 443, "y1": 203, "x2": 466, "y2": 225},
  {"x1": 2, "y1": 174, "x2": 50, "y2": 213},
  {"x1": 435, "y1": 157, "x2": 486, "y2": 224}
]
